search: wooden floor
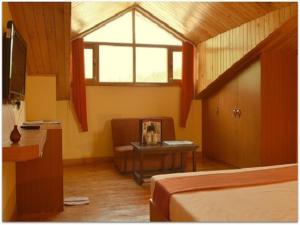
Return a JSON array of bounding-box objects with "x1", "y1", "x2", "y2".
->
[{"x1": 16, "y1": 157, "x2": 234, "y2": 222}]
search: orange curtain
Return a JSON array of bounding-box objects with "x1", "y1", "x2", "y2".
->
[
  {"x1": 180, "y1": 42, "x2": 194, "y2": 128},
  {"x1": 71, "y1": 38, "x2": 88, "y2": 132}
]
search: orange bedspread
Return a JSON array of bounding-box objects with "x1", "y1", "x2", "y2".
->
[{"x1": 152, "y1": 165, "x2": 297, "y2": 220}]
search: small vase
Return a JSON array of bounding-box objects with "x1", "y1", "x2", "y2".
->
[{"x1": 10, "y1": 125, "x2": 21, "y2": 144}]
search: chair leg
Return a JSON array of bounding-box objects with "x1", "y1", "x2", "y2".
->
[{"x1": 124, "y1": 152, "x2": 127, "y2": 173}]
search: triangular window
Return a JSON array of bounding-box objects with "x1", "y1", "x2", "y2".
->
[
  {"x1": 135, "y1": 12, "x2": 181, "y2": 45},
  {"x1": 83, "y1": 9, "x2": 183, "y2": 84},
  {"x1": 84, "y1": 12, "x2": 133, "y2": 43},
  {"x1": 84, "y1": 10, "x2": 181, "y2": 46}
]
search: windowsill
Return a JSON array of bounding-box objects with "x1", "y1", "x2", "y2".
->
[{"x1": 85, "y1": 81, "x2": 182, "y2": 87}]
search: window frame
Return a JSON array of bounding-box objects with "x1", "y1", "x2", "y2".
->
[
  {"x1": 84, "y1": 43, "x2": 99, "y2": 85},
  {"x1": 171, "y1": 50, "x2": 183, "y2": 81},
  {"x1": 84, "y1": 9, "x2": 183, "y2": 86}
]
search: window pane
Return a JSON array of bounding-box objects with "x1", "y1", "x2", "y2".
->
[
  {"x1": 135, "y1": 12, "x2": 182, "y2": 46},
  {"x1": 84, "y1": 12, "x2": 132, "y2": 43},
  {"x1": 84, "y1": 48, "x2": 93, "y2": 79},
  {"x1": 99, "y1": 45, "x2": 133, "y2": 82},
  {"x1": 136, "y1": 47, "x2": 167, "y2": 83},
  {"x1": 173, "y1": 51, "x2": 182, "y2": 80}
]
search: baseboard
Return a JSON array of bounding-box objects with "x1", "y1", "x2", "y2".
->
[{"x1": 63, "y1": 156, "x2": 113, "y2": 167}]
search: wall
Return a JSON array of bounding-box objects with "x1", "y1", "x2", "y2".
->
[
  {"x1": 24, "y1": 77, "x2": 201, "y2": 160},
  {"x1": 57, "y1": 86, "x2": 201, "y2": 159},
  {"x1": 25, "y1": 76, "x2": 57, "y2": 121},
  {"x1": 197, "y1": 4, "x2": 297, "y2": 93}
]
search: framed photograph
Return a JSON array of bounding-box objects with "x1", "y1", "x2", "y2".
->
[{"x1": 139, "y1": 119, "x2": 162, "y2": 145}]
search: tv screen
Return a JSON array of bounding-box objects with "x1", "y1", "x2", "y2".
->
[{"x1": 3, "y1": 20, "x2": 27, "y2": 101}]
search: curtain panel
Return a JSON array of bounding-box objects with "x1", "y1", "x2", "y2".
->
[{"x1": 71, "y1": 38, "x2": 88, "y2": 132}]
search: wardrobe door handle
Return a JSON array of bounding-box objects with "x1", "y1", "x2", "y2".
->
[
  {"x1": 236, "y1": 109, "x2": 241, "y2": 117},
  {"x1": 233, "y1": 109, "x2": 237, "y2": 117}
]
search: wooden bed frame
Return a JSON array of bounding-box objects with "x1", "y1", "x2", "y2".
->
[{"x1": 149, "y1": 199, "x2": 168, "y2": 221}]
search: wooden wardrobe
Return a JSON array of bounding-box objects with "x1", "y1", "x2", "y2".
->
[{"x1": 202, "y1": 49, "x2": 297, "y2": 168}]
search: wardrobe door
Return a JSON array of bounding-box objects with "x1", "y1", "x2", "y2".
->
[
  {"x1": 218, "y1": 78, "x2": 239, "y2": 166},
  {"x1": 237, "y1": 60, "x2": 261, "y2": 167},
  {"x1": 204, "y1": 92, "x2": 220, "y2": 159},
  {"x1": 261, "y1": 51, "x2": 297, "y2": 165}
]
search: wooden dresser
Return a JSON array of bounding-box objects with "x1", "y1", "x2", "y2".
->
[{"x1": 14, "y1": 124, "x2": 63, "y2": 215}]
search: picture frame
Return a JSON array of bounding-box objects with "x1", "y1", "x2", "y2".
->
[{"x1": 139, "y1": 119, "x2": 162, "y2": 145}]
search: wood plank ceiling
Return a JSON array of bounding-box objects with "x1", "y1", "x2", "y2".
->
[
  {"x1": 6, "y1": 2, "x2": 295, "y2": 100},
  {"x1": 8, "y1": 2, "x2": 71, "y2": 100},
  {"x1": 71, "y1": 2, "x2": 293, "y2": 44}
]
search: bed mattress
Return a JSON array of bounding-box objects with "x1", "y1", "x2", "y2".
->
[{"x1": 150, "y1": 164, "x2": 298, "y2": 222}]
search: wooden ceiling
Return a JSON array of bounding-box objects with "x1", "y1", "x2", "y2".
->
[
  {"x1": 6, "y1": 2, "x2": 296, "y2": 101},
  {"x1": 197, "y1": 15, "x2": 298, "y2": 99},
  {"x1": 8, "y1": 3, "x2": 71, "y2": 100},
  {"x1": 71, "y1": 2, "x2": 294, "y2": 44}
]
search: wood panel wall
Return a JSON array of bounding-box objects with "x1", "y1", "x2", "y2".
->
[
  {"x1": 140, "y1": 2, "x2": 292, "y2": 44},
  {"x1": 197, "y1": 4, "x2": 297, "y2": 94},
  {"x1": 8, "y1": 3, "x2": 71, "y2": 100}
]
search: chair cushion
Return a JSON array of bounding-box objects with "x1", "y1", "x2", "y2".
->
[{"x1": 115, "y1": 145, "x2": 133, "y2": 152}]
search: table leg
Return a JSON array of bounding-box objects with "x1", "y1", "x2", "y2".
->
[
  {"x1": 180, "y1": 152, "x2": 184, "y2": 172},
  {"x1": 123, "y1": 152, "x2": 127, "y2": 173},
  {"x1": 160, "y1": 154, "x2": 166, "y2": 172},
  {"x1": 192, "y1": 151, "x2": 197, "y2": 172},
  {"x1": 132, "y1": 150, "x2": 136, "y2": 174},
  {"x1": 171, "y1": 153, "x2": 175, "y2": 171},
  {"x1": 139, "y1": 152, "x2": 144, "y2": 184}
]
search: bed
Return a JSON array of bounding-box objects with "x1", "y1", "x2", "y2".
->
[{"x1": 150, "y1": 164, "x2": 297, "y2": 222}]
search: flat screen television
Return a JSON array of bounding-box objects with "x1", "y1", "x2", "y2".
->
[{"x1": 3, "y1": 20, "x2": 27, "y2": 102}]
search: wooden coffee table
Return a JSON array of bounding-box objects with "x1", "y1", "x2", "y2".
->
[{"x1": 131, "y1": 141, "x2": 198, "y2": 185}]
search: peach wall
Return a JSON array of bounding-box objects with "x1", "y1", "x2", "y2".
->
[
  {"x1": 25, "y1": 76, "x2": 57, "y2": 121},
  {"x1": 24, "y1": 76, "x2": 202, "y2": 160},
  {"x1": 57, "y1": 86, "x2": 201, "y2": 159}
]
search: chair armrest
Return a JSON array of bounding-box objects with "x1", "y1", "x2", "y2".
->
[{"x1": 114, "y1": 145, "x2": 134, "y2": 152}]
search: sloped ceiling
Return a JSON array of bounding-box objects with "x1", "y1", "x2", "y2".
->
[
  {"x1": 71, "y1": 2, "x2": 294, "y2": 44},
  {"x1": 9, "y1": 2, "x2": 71, "y2": 100}
]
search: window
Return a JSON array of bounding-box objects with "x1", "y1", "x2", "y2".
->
[
  {"x1": 99, "y1": 46, "x2": 133, "y2": 82},
  {"x1": 172, "y1": 51, "x2": 182, "y2": 80},
  {"x1": 83, "y1": 9, "x2": 182, "y2": 85},
  {"x1": 84, "y1": 12, "x2": 132, "y2": 44},
  {"x1": 84, "y1": 48, "x2": 93, "y2": 79},
  {"x1": 136, "y1": 47, "x2": 167, "y2": 83},
  {"x1": 135, "y1": 12, "x2": 182, "y2": 46}
]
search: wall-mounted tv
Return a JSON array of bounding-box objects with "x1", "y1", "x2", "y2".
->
[{"x1": 3, "y1": 20, "x2": 27, "y2": 102}]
